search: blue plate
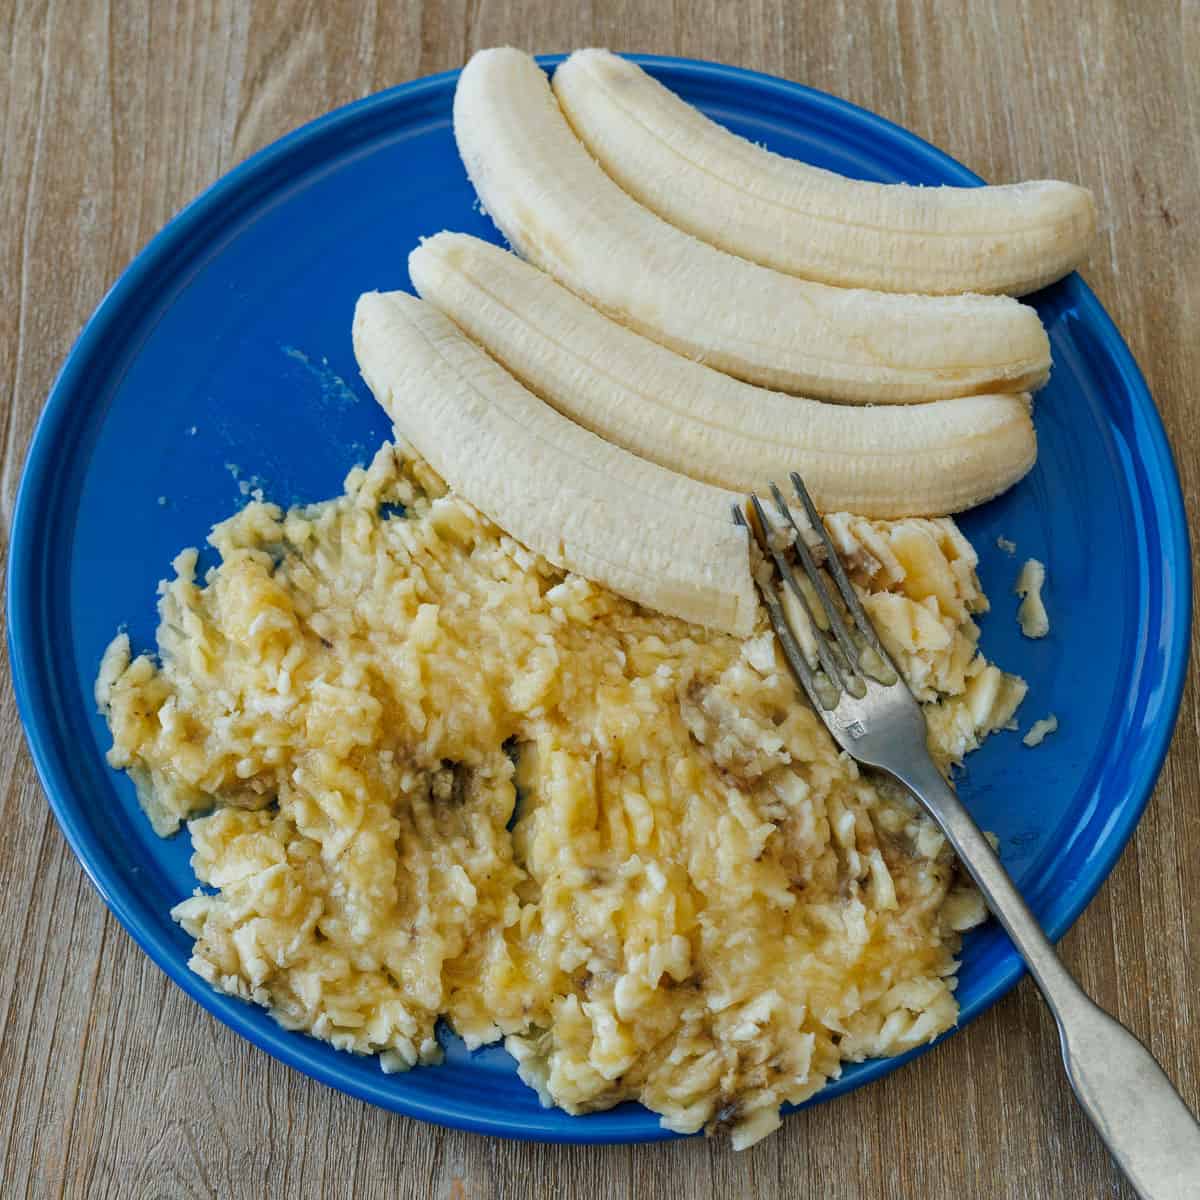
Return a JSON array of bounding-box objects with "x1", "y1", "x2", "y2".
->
[{"x1": 7, "y1": 55, "x2": 1191, "y2": 1143}]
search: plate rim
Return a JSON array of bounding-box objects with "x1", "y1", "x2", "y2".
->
[{"x1": 6, "y1": 53, "x2": 1193, "y2": 1145}]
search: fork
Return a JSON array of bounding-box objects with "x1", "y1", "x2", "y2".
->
[{"x1": 738, "y1": 473, "x2": 1200, "y2": 1200}]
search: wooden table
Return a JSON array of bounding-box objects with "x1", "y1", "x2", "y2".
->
[{"x1": 1, "y1": 3, "x2": 1195, "y2": 1196}]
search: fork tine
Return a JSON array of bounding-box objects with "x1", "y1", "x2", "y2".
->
[
  {"x1": 733, "y1": 505, "x2": 829, "y2": 707},
  {"x1": 788, "y1": 471, "x2": 893, "y2": 668},
  {"x1": 749, "y1": 494, "x2": 851, "y2": 697},
  {"x1": 766, "y1": 482, "x2": 863, "y2": 686}
]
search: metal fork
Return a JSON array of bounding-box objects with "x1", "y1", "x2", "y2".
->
[{"x1": 738, "y1": 473, "x2": 1200, "y2": 1200}]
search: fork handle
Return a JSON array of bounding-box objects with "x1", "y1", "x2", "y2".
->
[{"x1": 891, "y1": 752, "x2": 1200, "y2": 1199}]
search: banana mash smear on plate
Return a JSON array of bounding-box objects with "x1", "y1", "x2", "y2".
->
[{"x1": 97, "y1": 440, "x2": 1025, "y2": 1148}]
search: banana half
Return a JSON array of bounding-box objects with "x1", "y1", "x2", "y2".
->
[
  {"x1": 452, "y1": 47, "x2": 1052, "y2": 405},
  {"x1": 553, "y1": 49, "x2": 1097, "y2": 297},
  {"x1": 411, "y1": 233, "x2": 1037, "y2": 518},
  {"x1": 352, "y1": 290, "x2": 759, "y2": 636}
]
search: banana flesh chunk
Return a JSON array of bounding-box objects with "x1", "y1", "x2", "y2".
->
[
  {"x1": 352, "y1": 290, "x2": 759, "y2": 636},
  {"x1": 553, "y1": 49, "x2": 1096, "y2": 297},
  {"x1": 412, "y1": 233, "x2": 1037, "y2": 519},
  {"x1": 452, "y1": 47, "x2": 1051, "y2": 404}
]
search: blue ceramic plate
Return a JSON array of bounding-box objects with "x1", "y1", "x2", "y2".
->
[{"x1": 8, "y1": 56, "x2": 1190, "y2": 1143}]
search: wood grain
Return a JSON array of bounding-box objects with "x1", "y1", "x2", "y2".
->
[{"x1": 1, "y1": 2, "x2": 1196, "y2": 1196}]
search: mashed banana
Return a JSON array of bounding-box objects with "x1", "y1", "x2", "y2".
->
[{"x1": 97, "y1": 441, "x2": 1024, "y2": 1147}]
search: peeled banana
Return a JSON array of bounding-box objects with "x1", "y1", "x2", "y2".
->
[
  {"x1": 352, "y1": 290, "x2": 759, "y2": 636},
  {"x1": 411, "y1": 233, "x2": 1037, "y2": 518},
  {"x1": 452, "y1": 47, "x2": 1051, "y2": 404},
  {"x1": 553, "y1": 49, "x2": 1096, "y2": 297}
]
